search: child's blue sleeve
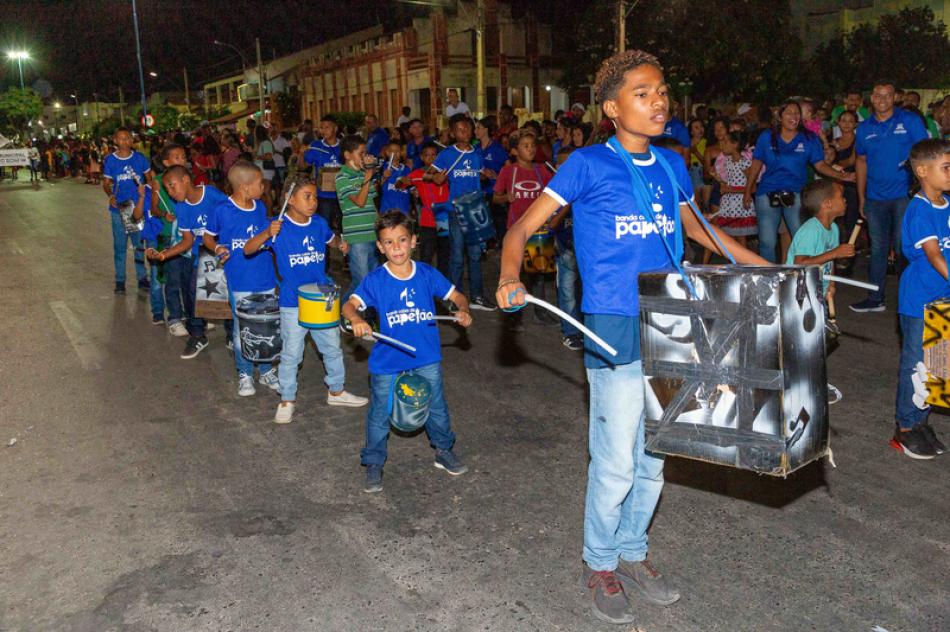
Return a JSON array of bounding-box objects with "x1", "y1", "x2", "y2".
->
[
  {"x1": 205, "y1": 203, "x2": 222, "y2": 236},
  {"x1": 906, "y1": 206, "x2": 939, "y2": 251},
  {"x1": 432, "y1": 148, "x2": 454, "y2": 172},
  {"x1": 428, "y1": 266, "x2": 455, "y2": 301},
  {"x1": 351, "y1": 274, "x2": 376, "y2": 311}
]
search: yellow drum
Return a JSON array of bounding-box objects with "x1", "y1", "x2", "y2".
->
[
  {"x1": 523, "y1": 230, "x2": 556, "y2": 274},
  {"x1": 298, "y1": 283, "x2": 341, "y2": 329}
]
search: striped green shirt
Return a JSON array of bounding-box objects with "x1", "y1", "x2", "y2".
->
[{"x1": 336, "y1": 165, "x2": 378, "y2": 244}]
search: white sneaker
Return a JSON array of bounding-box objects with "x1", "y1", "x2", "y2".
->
[
  {"x1": 327, "y1": 390, "x2": 369, "y2": 407},
  {"x1": 205, "y1": 322, "x2": 217, "y2": 331},
  {"x1": 259, "y1": 369, "x2": 280, "y2": 391},
  {"x1": 274, "y1": 402, "x2": 295, "y2": 424},
  {"x1": 238, "y1": 374, "x2": 256, "y2": 397},
  {"x1": 168, "y1": 321, "x2": 188, "y2": 337}
]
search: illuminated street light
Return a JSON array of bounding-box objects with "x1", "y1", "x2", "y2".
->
[
  {"x1": 148, "y1": 71, "x2": 158, "y2": 77},
  {"x1": 6, "y1": 50, "x2": 29, "y2": 89}
]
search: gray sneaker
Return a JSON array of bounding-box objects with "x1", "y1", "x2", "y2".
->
[
  {"x1": 615, "y1": 558, "x2": 681, "y2": 606},
  {"x1": 364, "y1": 464, "x2": 384, "y2": 493},
  {"x1": 582, "y1": 565, "x2": 637, "y2": 625}
]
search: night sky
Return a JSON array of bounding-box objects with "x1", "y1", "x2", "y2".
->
[{"x1": 0, "y1": 0, "x2": 568, "y2": 101}]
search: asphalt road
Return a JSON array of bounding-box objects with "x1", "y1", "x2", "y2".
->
[{"x1": 0, "y1": 177, "x2": 947, "y2": 632}]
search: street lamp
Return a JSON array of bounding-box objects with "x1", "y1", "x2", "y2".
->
[
  {"x1": 6, "y1": 51, "x2": 28, "y2": 89},
  {"x1": 148, "y1": 71, "x2": 158, "y2": 77},
  {"x1": 70, "y1": 93, "x2": 80, "y2": 135}
]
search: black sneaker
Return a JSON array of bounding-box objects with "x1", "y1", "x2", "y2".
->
[
  {"x1": 470, "y1": 296, "x2": 496, "y2": 311},
  {"x1": 849, "y1": 298, "x2": 885, "y2": 313},
  {"x1": 181, "y1": 336, "x2": 209, "y2": 360},
  {"x1": 433, "y1": 448, "x2": 468, "y2": 475},
  {"x1": 114, "y1": 282, "x2": 125, "y2": 295},
  {"x1": 890, "y1": 425, "x2": 937, "y2": 460},
  {"x1": 137, "y1": 277, "x2": 150, "y2": 291},
  {"x1": 921, "y1": 422, "x2": 946, "y2": 455},
  {"x1": 364, "y1": 464, "x2": 384, "y2": 493},
  {"x1": 582, "y1": 565, "x2": 637, "y2": 625},
  {"x1": 887, "y1": 258, "x2": 897, "y2": 275}
]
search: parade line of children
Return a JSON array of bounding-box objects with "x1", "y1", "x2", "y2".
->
[{"x1": 102, "y1": 50, "x2": 949, "y2": 627}]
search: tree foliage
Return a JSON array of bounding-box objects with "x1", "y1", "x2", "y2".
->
[
  {"x1": 559, "y1": 2, "x2": 950, "y2": 104},
  {"x1": 0, "y1": 88, "x2": 43, "y2": 131},
  {"x1": 811, "y1": 6, "x2": 950, "y2": 96}
]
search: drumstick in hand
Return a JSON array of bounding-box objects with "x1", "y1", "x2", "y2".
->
[
  {"x1": 272, "y1": 182, "x2": 296, "y2": 244},
  {"x1": 848, "y1": 218, "x2": 865, "y2": 245}
]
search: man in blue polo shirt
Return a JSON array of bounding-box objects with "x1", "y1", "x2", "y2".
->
[
  {"x1": 363, "y1": 114, "x2": 390, "y2": 157},
  {"x1": 497, "y1": 50, "x2": 768, "y2": 625},
  {"x1": 850, "y1": 79, "x2": 929, "y2": 312},
  {"x1": 304, "y1": 115, "x2": 344, "y2": 232}
]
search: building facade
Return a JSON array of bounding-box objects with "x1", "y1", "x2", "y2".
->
[
  {"x1": 794, "y1": 0, "x2": 950, "y2": 51},
  {"x1": 297, "y1": 1, "x2": 564, "y2": 129}
]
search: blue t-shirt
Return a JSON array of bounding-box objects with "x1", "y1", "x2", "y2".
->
[
  {"x1": 432, "y1": 145, "x2": 483, "y2": 199},
  {"x1": 102, "y1": 151, "x2": 152, "y2": 213},
  {"x1": 406, "y1": 136, "x2": 432, "y2": 170},
  {"x1": 476, "y1": 140, "x2": 508, "y2": 193},
  {"x1": 137, "y1": 185, "x2": 161, "y2": 243},
  {"x1": 352, "y1": 261, "x2": 455, "y2": 375},
  {"x1": 899, "y1": 194, "x2": 950, "y2": 318},
  {"x1": 304, "y1": 139, "x2": 343, "y2": 199},
  {"x1": 544, "y1": 144, "x2": 693, "y2": 368},
  {"x1": 204, "y1": 197, "x2": 276, "y2": 293},
  {"x1": 270, "y1": 215, "x2": 334, "y2": 308},
  {"x1": 365, "y1": 128, "x2": 390, "y2": 157},
  {"x1": 656, "y1": 117, "x2": 690, "y2": 148},
  {"x1": 752, "y1": 130, "x2": 824, "y2": 196},
  {"x1": 379, "y1": 163, "x2": 412, "y2": 214},
  {"x1": 175, "y1": 185, "x2": 227, "y2": 263},
  {"x1": 855, "y1": 108, "x2": 929, "y2": 201}
]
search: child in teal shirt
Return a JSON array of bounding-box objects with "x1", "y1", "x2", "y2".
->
[{"x1": 785, "y1": 179, "x2": 854, "y2": 298}]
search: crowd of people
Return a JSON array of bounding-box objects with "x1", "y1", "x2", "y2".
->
[{"x1": 85, "y1": 50, "x2": 948, "y2": 627}]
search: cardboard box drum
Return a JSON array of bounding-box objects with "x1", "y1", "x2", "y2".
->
[
  {"x1": 922, "y1": 299, "x2": 950, "y2": 407},
  {"x1": 195, "y1": 251, "x2": 232, "y2": 320},
  {"x1": 319, "y1": 167, "x2": 341, "y2": 193},
  {"x1": 639, "y1": 265, "x2": 830, "y2": 476}
]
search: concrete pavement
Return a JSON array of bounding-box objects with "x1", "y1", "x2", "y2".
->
[{"x1": 0, "y1": 177, "x2": 947, "y2": 632}]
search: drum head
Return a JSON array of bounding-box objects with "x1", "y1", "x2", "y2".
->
[{"x1": 390, "y1": 372, "x2": 432, "y2": 432}]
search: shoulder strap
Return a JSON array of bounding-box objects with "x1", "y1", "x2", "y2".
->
[{"x1": 652, "y1": 149, "x2": 735, "y2": 266}]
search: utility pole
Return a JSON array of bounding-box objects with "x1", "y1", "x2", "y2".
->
[
  {"x1": 475, "y1": 0, "x2": 486, "y2": 117},
  {"x1": 119, "y1": 86, "x2": 126, "y2": 125},
  {"x1": 183, "y1": 67, "x2": 191, "y2": 111},
  {"x1": 255, "y1": 37, "x2": 265, "y2": 119},
  {"x1": 617, "y1": 0, "x2": 626, "y2": 53},
  {"x1": 131, "y1": 0, "x2": 148, "y2": 122}
]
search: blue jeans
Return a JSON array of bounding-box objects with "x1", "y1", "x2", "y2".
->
[
  {"x1": 360, "y1": 362, "x2": 455, "y2": 466},
  {"x1": 754, "y1": 193, "x2": 802, "y2": 263},
  {"x1": 149, "y1": 259, "x2": 164, "y2": 320},
  {"x1": 865, "y1": 197, "x2": 910, "y2": 304},
  {"x1": 186, "y1": 263, "x2": 206, "y2": 338},
  {"x1": 345, "y1": 241, "x2": 380, "y2": 300},
  {"x1": 896, "y1": 315, "x2": 929, "y2": 430},
  {"x1": 584, "y1": 361, "x2": 665, "y2": 571},
  {"x1": 278, "y1": 307, "x2": 346, "y2": 400},
  {"x1": 449, "y1": 212, "x2": 485, "y2": 299},
  {"x1": 556, "y1": 249, "x2": 581, "y2": 337},
  {"x1": 229, "y1": 289, "x2": 275, "y2": 378},
  {"x1": 110, "y1": 212, "x2": 146, "y2": 284},
  {"x1": 163, "y1": 255, "x2": 192, "y2": 324}
]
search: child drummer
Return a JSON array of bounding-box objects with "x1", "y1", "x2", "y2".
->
[
  {"x1": 244, "y1": 177, "x2": 368, "y2": 423},
  {"x1": 341, "y1": 211, "x2": 473, "y2": 493},
  {"x1": 497, "y1": 50, "x2": 768, "y2": 625}
]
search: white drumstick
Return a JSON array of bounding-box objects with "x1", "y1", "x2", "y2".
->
[
  {"x1": 372, "y1": 331, "x2": 416, "y2": 354},
  {"x1": 387, "y1": 152, "x2": 395, "y2": 170},
  {"x1": 432, "y1": 315, "x2": 459, "y2": 322},
  {"x1": 522, "y1": 294, "x2": 618, "y2": 356},
  {"x1": 824, "y1": 274, "x2": 879, "y2": 292},
  {"x1": 272, "y1": 181, "x2": 296, "y2": 244},
  {"x1": 545, "y1": 161, "x2": 558, "y2": 173}
]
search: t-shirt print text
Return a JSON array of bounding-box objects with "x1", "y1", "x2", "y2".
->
[
  {"x1": 231, "y1": 224, "x2": 258, "y2": 250},
  {"x1": 385, "y1": 287, "x2": 435, "y2": 327},
  {"x1": 289, "y1": 235, "x2": 325, "y2": 268},
  {"x1": 614, "y1": 181, "x2": 674, "y2": 239}
]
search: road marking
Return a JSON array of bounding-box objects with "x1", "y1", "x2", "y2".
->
[{"x1": 50, "y1": 300, "x2": 104, "y2": 370}]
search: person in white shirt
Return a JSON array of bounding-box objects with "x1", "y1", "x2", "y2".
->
[
  {"x1": 396, "y1": 106, "x2": 411, "y2": 127},
  {"x1": 446, "y1": 89, "x2": 471, "y2": 118},
  {"x1": 270, "y1": 128, "x2": 291, "y2": 186}
]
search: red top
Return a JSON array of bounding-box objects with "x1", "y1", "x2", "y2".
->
[
  {"x1": 409, "y1": 168, "x2": 449, "y2": 228},
  {"x1": 494, "y1": 163, "x2": 553, "y2": 227}
]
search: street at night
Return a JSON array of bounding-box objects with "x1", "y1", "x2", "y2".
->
[{"x1": 0, "y1": 179, "x2": 947, "y2": 631}]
